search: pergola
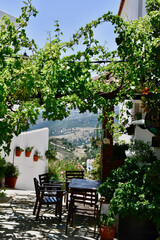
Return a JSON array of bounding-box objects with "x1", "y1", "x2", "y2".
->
[{"x1": 94, "y1": 72, "x2": 127, "y2": 182}]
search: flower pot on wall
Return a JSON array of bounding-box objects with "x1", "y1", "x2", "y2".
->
[
  {"x1": 16, "y1": 150, "x2": 22, "y2": 157},
  {"x1": 25, "y1": 151, "x2": 31, "y2": 157},
  {"x1": 5, "y1": 176, "x2": 17, "y2": 188},
  {"x1": 15, "y1": 147, "x2": 24, "y2": 157},
  {"x1": 33, "y1": 155, "x2": 39, "y2": 161},
  {"x1": 25, "y1": 146, "x2": 34, "y2": 157}
]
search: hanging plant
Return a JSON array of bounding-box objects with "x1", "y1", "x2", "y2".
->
[
  {"x1": 15, "y1": 146, "x2": 24, "y2": 157},
  {"x1": 33, "y1": 150, "x2": 43, "y2": 161},
  {"x1": 33, "y1": 150, "x2": 40, "y2": 161},
  {"x1": 25, "y1": 146, "x2": 34, "y2": 157},
  {"x1": 90, "y1": 126, "x2": 110, "y2": 149}
]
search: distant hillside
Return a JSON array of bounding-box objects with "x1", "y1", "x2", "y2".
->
[
  {"x1": 29, "y1": 109, "x2": 100, "y2": 146},
  {"x1": 49, "y1": 137, "x2": 100, "y2": 162}
]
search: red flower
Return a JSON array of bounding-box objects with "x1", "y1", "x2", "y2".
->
[{"x1": 141, "y1": 87, "x2": 150, "y2": 95}]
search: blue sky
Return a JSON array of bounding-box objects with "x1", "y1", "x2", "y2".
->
[{"x1": 0, "y1": 0, "x2": 121, "y2": 51}]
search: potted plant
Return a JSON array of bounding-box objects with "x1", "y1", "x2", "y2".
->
[
  {"x1": 15, "y1": 146, "x2": 24, "y2": 157},
  {"x1": 0, "y1": 156, "x2": 6, "y2": 188},
  {"x1": 25, "y1": 146, "x2": 34, "y2": 157},
  {"x1": 125, "y1": 124, "x2": 135, "y2": 135},
  {"x1": 33, "y1": 150, "x2": 40, "y2": 161},
  {"x1": 98, "y1": 140, "x2": 159, "y2": 240},
  {"x1": 98, "y1": 214, "x2": 116, "y2": 240},
  {"x1": 5, "y1": 162, "x2": 19, "y2": 188}
]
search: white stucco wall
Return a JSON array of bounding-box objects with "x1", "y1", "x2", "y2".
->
[
  {"x1": 120, "y1": 0, "x2": 147, "y2": 20},
  {"x1": 3, "y1": 128, "x2": 49, "y2": 190},
  {"x1": 121, "y1": 0, "x2": 139, "y2": 20},
  {"x1": 142, "y1": 0, "x2": 147, "y2": 16},
  {"x1": 0, "y1": 10, "x2": 16, "y2": 23},
  {"x1": 133, "y1": 126, "x2": 160, "y2": 160}
]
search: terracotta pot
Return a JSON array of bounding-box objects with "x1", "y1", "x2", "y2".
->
[
  {"x1": 33, "y1": 155, "x2": 39, "y2": 161},
  {"x1": 15, "y1": 150, "x2": 22, "y2": 157},
  {"x1": 99, "y1": 225, "x2": 116, "y2": 240},
  {"x1": 5, "y1": 176, "x2": 17, "y2": 188},
  {"x1": 25, "y1": 151, "x2": 31, "y2": 157}
]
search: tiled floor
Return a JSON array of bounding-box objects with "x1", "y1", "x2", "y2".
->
[{"x1": 0, "y1": 189, "x2": 103, "y2": 239}]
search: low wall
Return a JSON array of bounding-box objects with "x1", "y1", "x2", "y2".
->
[{"x1": 3, "y1": 128, "x2": 49, "y2": 190}]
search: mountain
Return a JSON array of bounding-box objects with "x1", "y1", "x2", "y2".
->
[{"x1": 28, "y1": 109, "x2": 100, "y2": 146}]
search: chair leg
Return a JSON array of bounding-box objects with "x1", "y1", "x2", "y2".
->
[
  {"x1": 65, "y1": 209, "x2": 70, "y2": 234},
  {"x1": 94, "y1": 220, "x2": 96, "y2": 238},
  {"x1": 71, "y1": 212, "x2": 74, "y2": 227},
  {"x1": 33, "y1": 199, "x2": 38, "y2": 215},
  {"x1": 65, "y1": 200, "x2": 73, "y2": 234},
  {"x1": 58, "y1": 200, "x2": 62, "y2": 222},
  {"x1": 65, "y1": 221, "x2": 68, "y2": 234},
  {"x1": 55, "y1": 203, "x2": 58, "y2": 216},
  {"x1": 35, "y1": 202, "x2": 42, "y2": 220},
  {"x1": 66, "y1": 193, "x2": 68, "y2": 209}
]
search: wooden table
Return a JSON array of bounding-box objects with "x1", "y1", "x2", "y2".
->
[
  {"x1": 66, "y1": 178, "x2": 102, "y2": 235},
  {"x1": 69, "y1": 178, "x2": 102, "y2": 191}
]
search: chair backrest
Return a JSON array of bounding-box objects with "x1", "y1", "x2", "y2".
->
[
  {"x1": 39, "y1": 173, "x2": 50, "y2": 185},
  {"x1": 66, "y1": 171, "x2": 84, "y2": 181},
  {"x1": 71, "y1": 189, "x2": 98, "y2": 208},
  {"x1": 34, "y1": 177, "x2": 40, "y2": 199},
  {"x1": 34, "y1": 177, "x2": 63, "y2": 202}
]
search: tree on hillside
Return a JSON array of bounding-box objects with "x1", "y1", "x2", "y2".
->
[{"x1": 0, "y1": 0, "x2": 159, "y2": 154}]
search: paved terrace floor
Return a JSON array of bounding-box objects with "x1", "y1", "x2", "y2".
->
[{"x1": 0, "y1": 189, "x2": 118, "y2": 240}]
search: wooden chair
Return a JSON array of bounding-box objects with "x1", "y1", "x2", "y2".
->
[
  {"x1": 65, "y1": 171, "x2": 84, "y2": 208},
  {"x1": 39, "y1": 173, "x2": 64, "y2": 187},
  {"x1": 39, "y1": 173, "x2": 50, "y2": 185},
  {"x1": 65, "y1": 188, "x2": 99, "y2": 237},
  {"x1": 33, "y1": 178, "x2": 65, "y2": 222}
]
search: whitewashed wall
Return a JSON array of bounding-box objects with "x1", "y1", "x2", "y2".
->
[
  {"x1": 120, "y1": 0, "x2": 146, "y2": 20},
  {"x1": 3, "y1": 128, "x2": 49, "y2": 190},
  {"x1": 133, "y1": 126, "x2": 160, "y2": 160},
  {"x1": 119, "y1": 101, "x2": 160, "y2": 159},
  {"x1": 0, "y1": 10, "x2": 16, "y2": 22}
]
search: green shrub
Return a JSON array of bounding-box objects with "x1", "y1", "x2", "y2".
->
[
  {"x1": 5, "y1": 162, "x2": 19, "y2": 178},
  {"x1": 45, "y1": 149, "x2": 56, "y2": 161},
  {"x1": 129, "y1": 140, "x2": 157, "y2": 163},
  {"x1": 98, "y1": 140, "x2": 160, "y2": 230},
  {"x1": 97, "y1": 157, "x2": 145, "y2": 202},
  {"x1": 48, "y1": 159, "x2": 85, "y2": 181},
  {"x1": 0, "y1": 156, "x2": 6, "y2": 178}
]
